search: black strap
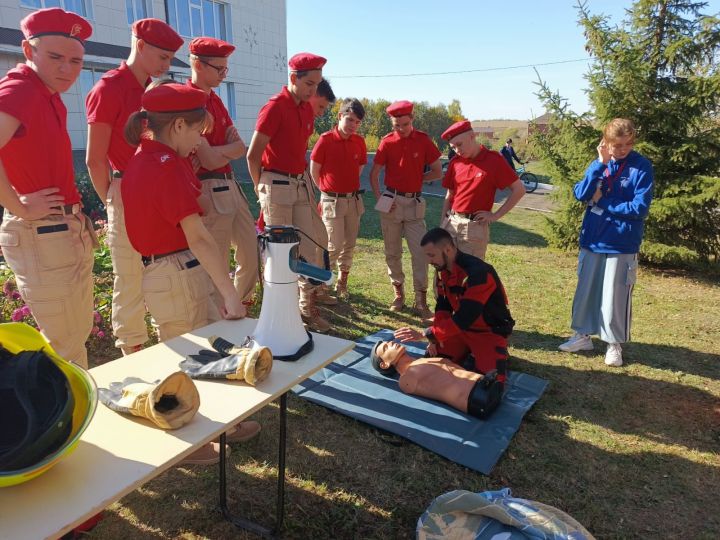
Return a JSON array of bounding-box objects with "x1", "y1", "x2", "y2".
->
[{"x1": 272, "y1": 331, "x2": 314, "y2": 362}]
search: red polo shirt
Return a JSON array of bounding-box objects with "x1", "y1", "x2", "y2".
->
[
  {"x1": 374, "y1": 129, "x2": 441, "y2": 192},
  {"x1": 187, "y1": 80, "x2": 233, "y2": 175},
  {"x1": 442, "y1": 146, "x2": 517, "y2": 213},
  {"x1": 255, "y1": 86, "x2": 314, "y2": 175},
  {"x1": 85, "y1": 61, "x2": 149, "y2": 173},
  {"x1": 122, "y1": 139, "x2": 203, "y2": 257},
  {"x1": 310, "y1": 127, "x2": 367, "y2": 193},
  {"x1": 0, "y1": 64, "x2": 79, "y2": 204}
]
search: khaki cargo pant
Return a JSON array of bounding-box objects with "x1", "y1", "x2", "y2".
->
[
  {"x1": 307, "y1": 174, "x2": 329, "y2": 260},
  {"x1": 106, "y1": 179, "x2": 149, "y2": 349},
  {"x1": 141, "y1": 250, "x2": 220, "y2": 342},
  {"x1": 200, "y1": 176, "x2": 259, "y2": 304},
  {"x1": 320, "y1": 192, "x2": 364, "y2": 272},
  {"x1": 379, "y1": 192, "x2": 428, "y2": 292},
  {"x1": 0, "y1": 211, "x2": 96, "y2": 368},
  {"x1": 443, "y1": 211, "x2": 490, "y2": 260},
  {"x1": 257, "y1": 171, "x2": 320, "y2": 301}
]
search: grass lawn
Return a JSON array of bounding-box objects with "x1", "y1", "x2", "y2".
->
[
  {"x1": 524, "y1": 160, "x2": 553, "y2": 184},
  {"x1": 92, "y1": 191, "x2": 719, "y2": 539}
]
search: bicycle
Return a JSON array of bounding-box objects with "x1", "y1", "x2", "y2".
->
[{"x1": 516, "y1": 165, "x2": 539, "y2": 193}]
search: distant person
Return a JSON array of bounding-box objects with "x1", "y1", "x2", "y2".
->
[
  {"x1": 440, "y1": 121, "x2": 525, "y2": 259},
  {"x1": 500, "y1": 138, "x2": 523, "y2": 170},
  {"x1": 447, "y1": 146, "x2": 457, "y2": 161},
  {"x1": 558, "y1": 118, "x2": 654, "y2": 367}
]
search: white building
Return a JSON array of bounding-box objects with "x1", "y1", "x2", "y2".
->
[{"x1": 0, "y1": 0, "x2": 288, "y2": 150}]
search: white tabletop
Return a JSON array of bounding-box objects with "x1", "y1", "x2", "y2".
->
[{"x1": 0, "y1": 319, "x2": 353, "y2": 540}]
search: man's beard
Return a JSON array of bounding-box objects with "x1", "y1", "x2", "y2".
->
[{"x1": 432, "y1": 253, "x2": 449, "y2": 271}]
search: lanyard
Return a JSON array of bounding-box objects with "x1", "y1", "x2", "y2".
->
[{"x1": 603, "y1": 161, "x2": 627, "y2": 191}]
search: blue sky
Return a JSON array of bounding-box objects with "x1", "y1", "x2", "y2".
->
[{"x1": 288, "y1": 0, "x2": 719, "y2": 121}]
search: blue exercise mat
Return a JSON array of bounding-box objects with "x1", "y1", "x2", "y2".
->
[{"x1": 293, "y1": 329, "x2": 548, "y2": 474}]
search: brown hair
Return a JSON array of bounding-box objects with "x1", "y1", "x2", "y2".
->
[
  {"x1": 603, "y1": 118, "x2": 636, "y2": 143},
  {"x1": 124, "y1": 79, "x2": 214, "y2": 146}
]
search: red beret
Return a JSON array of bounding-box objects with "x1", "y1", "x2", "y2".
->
[
  {"x1": 142, "y1": 83, "x2": 207, "y2": 113},
  {"x1": 133, "y1": 18, "x2": 183, "y2": 52},
  {"x1": 441, "y1": 120, "x2": 473, "y2": 141},
  {"x1": 189, "y1": 37, "x2": 235, "y2": 57},
  {"x1": 21, "y1": 8, "x2": 92, "y2": 44},
  {"x1": 288, "y1": 52, "x2": 326, "y2": 71},
  {"x1": 386, "y1": 100, "x2": 414, "y2": 117}
]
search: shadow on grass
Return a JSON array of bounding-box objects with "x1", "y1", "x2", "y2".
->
[
  {"x1": 507, "y1": 339, "x2": 719, "y2": 454},
  {"x1": 491, "y1": 221, "x2": 548, "y2": 248},
  {"x1": 511, "y1": 328, "x2": 720, "y2": 381}
]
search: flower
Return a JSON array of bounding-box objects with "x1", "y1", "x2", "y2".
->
[
  {"x1": 11, "y1": 308, "x2": 24, "y2": 322},
  {"x1": 97, "y1": 331, "x2": 106, "y2": 339},
  {"x1": 2, "y1": 280, "x2": 12, "y2": 297},
  {"x1": 11, "y1": 291, "x2": 21, "y2": 300},
  {"x1": 93, "y1": 311, "x2": 102, "y2": 323},
  {"x1": 20, "y1": 305, "x2": 31, "y2": 317},
  {"x1": 91, "y1": 326, "x2": 99, "y2": 335}
]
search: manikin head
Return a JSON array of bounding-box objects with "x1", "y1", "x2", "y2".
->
[
  {"x1": 370, "y1": 341, "x2": 407, "y2": 376},
  {"x1": 420, "y1": 228, "x2": 458, "y2": 272}
]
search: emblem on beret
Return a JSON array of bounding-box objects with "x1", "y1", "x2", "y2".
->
[{"x1": 70, "y1": 23, "x2": 82, "y2": 37}]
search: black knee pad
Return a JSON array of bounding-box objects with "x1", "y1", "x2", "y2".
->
[{"x1": 467, "y1": 370, "x2": 504, "y2": 419}]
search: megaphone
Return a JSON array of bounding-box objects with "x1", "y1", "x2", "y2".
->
[{"x1": 252, "y1": 226, "x2": 334, "y2": 360}]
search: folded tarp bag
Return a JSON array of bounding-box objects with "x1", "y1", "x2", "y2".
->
[
  {"x1": 417, "y1": 488, "x2": 595, "y2": 539},
  {"x1": 98, "y1": 371, "x2": 200, "y2": 429},
  {"x1": 0, "y1": 323, "x2": 97, "y2": 487},
  {"x1": 0, "y1": 349, "x2": 74, "y2": 471},
  {"x1": 179, "y1": 335, "x2": 273, "y2": 385}
]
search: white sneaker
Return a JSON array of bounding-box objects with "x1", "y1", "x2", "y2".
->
[
  {"x1": 558, "y1": 333, "x2": 593, "y2": 352},
  {"x1": 605, "y1": 343, "x2": 623, "y2": 367}
]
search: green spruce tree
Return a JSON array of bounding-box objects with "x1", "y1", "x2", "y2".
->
[{"x1": 532, "y1": 0, "x2": 720, "y2": 265}]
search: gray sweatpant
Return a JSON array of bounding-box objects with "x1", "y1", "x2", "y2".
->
[{"x1": 570, "y1": 249, "x2": 638, "y2": 344}]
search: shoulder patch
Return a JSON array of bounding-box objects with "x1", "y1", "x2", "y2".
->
[{"x1": 154, "y1": 152, "x2": 176, "y2": 165}]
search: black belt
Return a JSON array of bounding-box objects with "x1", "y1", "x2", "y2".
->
[
  {"x1": 322, "y1": 190, "x2": 365, "y2": 198},
  {"x1": 50, "y1": 204, "x2": 81, "y2": 216},
  {"x1": 112, "y1": 171, "x2": 123, "y2": 179},
  {"x1": 141, "y1": 249, "x2": 196, "y2": 267},
  {"x1": 387, "y1": 187, "x2": 421, "y2": 197},
  {"x1": 198, "y1": 172, "x2": 233, "y2": 181},
  {"x1": 264, "y1": 169, "x2": 305, "y2": 180},
  {"x1": 452, "y1": 210, "x2": 480, "y2": 220}
]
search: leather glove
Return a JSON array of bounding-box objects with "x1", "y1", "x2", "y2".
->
[
  {"x1": 98, "y1": 371, "x2": 200, "y2": 430},
  {"x1": 179, "y1": 335, "x2": 273, "y2": 386}
]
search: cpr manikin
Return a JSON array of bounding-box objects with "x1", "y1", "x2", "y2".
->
[{"x1": 370, "y1": 341, "x2": 503, "y2": 419}]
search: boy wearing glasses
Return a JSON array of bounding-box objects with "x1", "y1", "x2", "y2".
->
[{"x1": 186, "y1": 37, "x2": 258, "y2": 310}]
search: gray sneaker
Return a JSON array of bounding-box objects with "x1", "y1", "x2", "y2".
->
[{"x1": 559, "y1": 333, "x2": 593, "y2": 352}]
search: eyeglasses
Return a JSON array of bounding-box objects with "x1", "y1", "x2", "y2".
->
[{"x1": 200, "y1": 59, "x2": 229, "y2": 76}]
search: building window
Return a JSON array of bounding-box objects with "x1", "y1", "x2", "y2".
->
[
  {"x1": 78, "y1": 67, "x2": 106, "y2": 103},
  {"x1": 167, "y1": 0, "x2": 229, "y2": 40},
  {"x1": 125, "y1": 0, "x2": 151, "y2": 24},
  {"x1": 20, "y1": 0, "x2": 93, "y2": 19}
]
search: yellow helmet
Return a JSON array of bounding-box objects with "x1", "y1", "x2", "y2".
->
[{"x1": 0, "y1": 323, "x2": 97, "y2": 487}]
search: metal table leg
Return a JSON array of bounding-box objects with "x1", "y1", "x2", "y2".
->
[{"x1": 219, "y1": 393, "x2": 287, "y2": 538}]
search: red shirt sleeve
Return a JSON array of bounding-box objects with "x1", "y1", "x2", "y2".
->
[
  {"x1": 85, "y1": 79, "x2": 120, "y2": 125},
  {"x1": 493, "y1": 152, "x2": 519, "y2": 189},
  {"x1": 310, "y1": 134, "x2": 327, "y2": 164},
  {"x1": 358, "y1": 136, "x2": 368, "y2": 165},
  {"x1": 0, "y1": 77, "x2": 36, "y2": 137},
  {"x1": 156, "y1": 160, "x2": 203, "y2": 226},
  {"x1": 374, "y1": 138, "x2": 388, "y2": 166},
  {"x1": 254, "y1": 100, "x2": 281, "y2": 138},
  {"x1": 424, "y1": 136, "x2": 441, "y2": 165},
  {"x1": 441, "y1": 161, "x2": 457, "y2": 191}
]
